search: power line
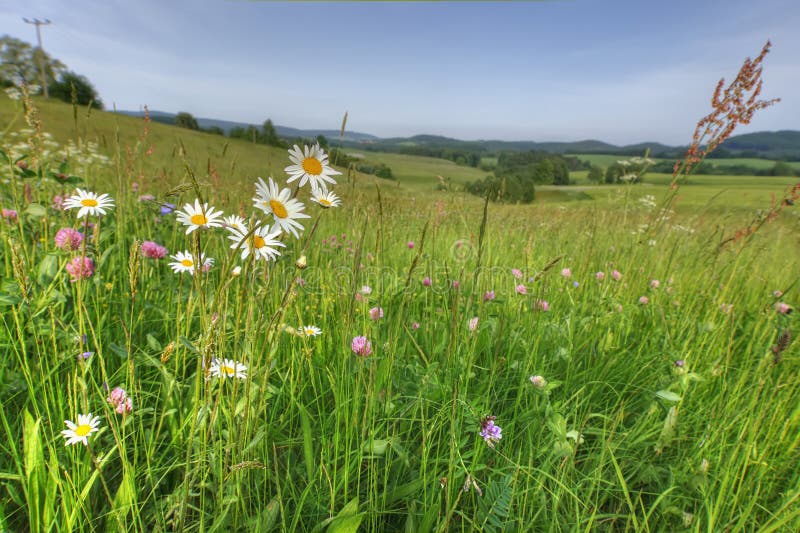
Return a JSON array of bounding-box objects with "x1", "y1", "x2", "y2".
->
[{"x1": 22, "y1": 17, "x2": 52, "y2": 98}]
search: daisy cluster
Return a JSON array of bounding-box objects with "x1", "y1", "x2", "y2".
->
[
  {"x1": 53, "y1": 145, "x2": 341, "y2": 447},
  {"x1": 168, "y1": 143, "x2": 342, "y2": 275}
]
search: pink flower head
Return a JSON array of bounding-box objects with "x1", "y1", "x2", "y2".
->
[
  {"x1": 612, "y1": 270, "x2": 622, "y2": 281},
  {"x1": 131, "y1": 182, "x2": 139, "y2": 192},
  {"x1": 650, "y1": 279, "x2": 660, "y2": 289},
  {"x1": 530, "y1": 375, "x2": 547, "y2": 388},
  {"x1": 52, "y1": 195, "x2": 64, "y2": 210},
  {"x1": 141, "y1": 240, "x2": 167, "y2": 259},
  {"x1": 775, "y1": 302, "x2": 792, "y2": 314},
  {"x1": 451, "y1": 280, "x2": 460, "y2": 289},
  {"x1": 468, "y1": 317, "x2": 479, "y2": 331},
  {"x1": 138, "y1": 194, "x2": 156, "y2": 202},
  {"x1": 411, "y1": 322, "x2": 420, "y2": 330},
  {"x1": 515, "y1": 284, "x2": 527, "y2": 295},
  {"x1": 54, "y1": 227, "x2": 84, "y2": 251},
  {"x1": 561, "y1": 268, "x2": 572, "y2": 278},
  {"x1": 1, "y1": 208, "x2": 17, "y2": 222},
  {"x1": 596, "y1": 271, "x2": 605, "y2": 281},
  {"x1": 773, "y1": 290, "x2": 783, "y2": 298},
  {"x1": 422, "y1": 276, "x2": 432, "y2": 287},
  {"x1": 511, "y1": 268, "x2": 523, "y2": 279},
  {"x1": 483, "y1": 290, "x2": 495, "y2": 301},
  {"x1": 107, "y1": 387, "x2": 133, "y2": 415},
  {"x1": 351, "y1": 335, "x2": 372, "y2": 357},
  {"x1": 369, "y1": 307, "x2": 384, "y2": 321},
  {"x1": 536, "y1": 299, "x2": 550, "y2": 311},
  {"x1": 66, "y1": 256, "x2": 94, "y2": 282},
  {"x1": 407, "y1": 241, "x2": 415, "y2": 249},
  {"x1": 638, "y1": 296, "x2": 649, "y2": 305}
]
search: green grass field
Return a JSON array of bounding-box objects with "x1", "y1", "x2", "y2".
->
[
  {"x1": 573, "y1": 153, "x2": 800, "y2": 171},
  {"x1": 1, "y1": 94, "x2": 799, "y2": 531},
  {"x1": 344, "y1": 150, "x2": 488, "y2": 190}
]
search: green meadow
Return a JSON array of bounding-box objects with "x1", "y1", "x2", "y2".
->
[{"x1": 0, "y1": 94, "x2": 799, "y2": 532}]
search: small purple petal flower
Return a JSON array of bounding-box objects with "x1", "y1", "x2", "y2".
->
[{"x1": 480, "y1": 416, "x2": 502, "y2": 448}]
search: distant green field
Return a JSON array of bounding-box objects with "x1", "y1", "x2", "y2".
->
[
  {"x1": 573, "y1": 153, "x2": 800, "y2": 171},
  {"x1": 345, "y1": 150, "x2": 488, "y2": 190}
]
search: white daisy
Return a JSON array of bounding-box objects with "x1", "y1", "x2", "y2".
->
[
  {"x1": 285, "y1": 144, "x2": 341, "y2": 190},
  {"x1": 61, "y1": 413, "x2": 101, "y2": 446},
  {"x1": 227, "y1": 221, "x2": 285, "y2": 261},
  {"x1": 63, "y1": 189, "x2": 114, "y2": 218},
  {"x1": 222, "y1": 214, "x2": 247, "y2": 232},
  {"x1": 301, "y1": 325, "x2": 322, "y2": 337},
  {"x1": 168, "y1": 250, "x2": 212, "y2": 275},
  {"x1": 253, "y1": 177, "x2": 310, "y2": 238},
  {"x1": 176, "y1": 199, "x2": 224, "y2": 234},
  {"x1": 310, "y1": 188, "x2": 341, "y2": 209},
  {"x1": 208, "y1": 358, "x2": 247, "y2": 380}
]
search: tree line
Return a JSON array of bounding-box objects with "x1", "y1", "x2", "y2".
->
[{"x1": 1, "y1": 35, "x2": 102, "y2": 108}]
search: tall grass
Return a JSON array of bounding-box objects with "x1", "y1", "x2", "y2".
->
[{"x1": 0, "y1": 87, "x2": 799, "y2": 532}]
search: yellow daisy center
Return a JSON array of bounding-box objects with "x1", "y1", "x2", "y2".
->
[
  {"x1": 318, "y1": 198, "x2": 332, "y2": 207},
  {"x1": 181, "y1": 259, "x2": 193, "y2": 267},
  {"x1": 269, "y1": 199, "x2": 288, "y2": 219},
  {"x1": 220, "y1": 364, "x2": 235, "y2": 376},
  {"x1": 305, "y1": 328, "x2": 316, "y2": 335},
  {"x1": 302, "y1": 157, "x2": 323, "y2": 175},
  {"x1": 253, "y1": 235, "x2": 266, "y2": 249},
  {"x1": 190, "y1": 213, "x2": 208, "y2": 225},
  {"x1": 80, "y1": 198, "x2": 98, "y2": 207},
  {"x1": 74, "y1": 424, "x2": 92, "y2": 437}
]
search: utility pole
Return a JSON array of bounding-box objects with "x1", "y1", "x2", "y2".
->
[{"x1": 23, "y1": 18, "x2": 52, "y2": 98}]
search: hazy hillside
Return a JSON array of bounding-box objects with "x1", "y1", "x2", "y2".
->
[{"x1": 116, "y1": 109, "x2": 379, "y2": 143}]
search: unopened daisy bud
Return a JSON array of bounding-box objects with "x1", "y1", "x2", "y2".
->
[
  {"x1": 231, "y1": 265, "x2": 242, "y2": 277},
  {"x1": 296, "y1": 255, "x2": 307, "y2": 269}
]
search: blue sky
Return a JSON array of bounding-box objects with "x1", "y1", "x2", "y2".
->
[{"x1": 2, "y1": 0, "x2": 798, "y2": 144}]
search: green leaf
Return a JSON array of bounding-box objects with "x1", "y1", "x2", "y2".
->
[
  {"x1": 24, "y1": 203, "x2": 47, "y2": 219},
  {"x1": 108, "y1": 342, "x2": 128, "y2": 359},
  {"x1": 23, "y1": 411, "x2": 45, "y2": 532},
  {"x1": 327, "y1": 497, "x2": 363, "y2": 533},
  {"x1": 297, "y1": 402, "x2": 315, "y2": 482},
  {"x1": 656, "y1": 390, "x2": 682, "y2": 403},
  {"x1": 146, "y1": 334, "x2": 162, "y2": 352},
  {"x1": 362, "y1": 438, "x2": 390, "y2": 456},
  {"x1": 36, "y1": 254, "x2": 59, "y2": 287}
]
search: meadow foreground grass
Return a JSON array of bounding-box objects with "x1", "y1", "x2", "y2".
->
[{"x1": 1, "y1": 89, "x2": 799, "y2": 532}]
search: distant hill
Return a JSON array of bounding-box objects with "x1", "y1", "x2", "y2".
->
[
  {"x1": 346, "y1": 131, "x2": 800, "y2": 161},
  {"x1": 115, "y1": 110, "x2": 380, "y2": 143},
  {"x1": 115, "y1": 110, "x2": 800, "y2": 161},
  {"x1": 716, "y1": 130, "x2": 800, "y2": 160}
]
